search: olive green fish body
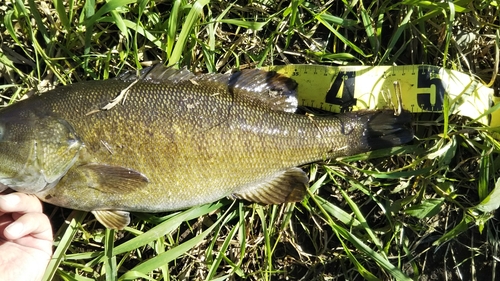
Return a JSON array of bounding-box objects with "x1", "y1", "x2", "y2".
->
[{"x1": 0, "y1": 66, "x2": 413, "y2": 229}]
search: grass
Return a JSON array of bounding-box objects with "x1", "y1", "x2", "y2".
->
[{"x1": 1, "y1": 0, "x2": 499, "y2": 280}]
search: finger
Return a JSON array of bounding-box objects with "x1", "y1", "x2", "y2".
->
[
  {"x1": 0, "y1": 193, "x2": 43, "y2": 214},
  {"x1": 4, "y1": 212, "x2": 53, "y2": 241}
]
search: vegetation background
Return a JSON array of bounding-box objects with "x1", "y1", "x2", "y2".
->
[{"x1": 0, "y1": 0, "x2": 499, "y2": 280}]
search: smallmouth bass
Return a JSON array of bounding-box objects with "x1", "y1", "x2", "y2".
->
[{"x1": 0, "y1": 65, "x2": 413, "y2": 229}]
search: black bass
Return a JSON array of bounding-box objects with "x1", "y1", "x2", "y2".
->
[{"x1": 0, "y1": 65, "x2": 413, "y2": 229}]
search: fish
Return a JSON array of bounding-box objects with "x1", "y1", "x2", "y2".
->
[{"x1": 0, "y1": 65, "x2": 413, "y2": 229}]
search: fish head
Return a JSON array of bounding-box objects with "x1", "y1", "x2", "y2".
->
[{"x1": 0, "y1": 105, "x2": 82, "y2": 193}]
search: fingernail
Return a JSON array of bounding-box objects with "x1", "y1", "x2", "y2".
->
[
  {"x1": 5, "y1": 222, "x2": 24, "y2": 237},
  {"x1": 0, "y1": 194, "x2": 20, "y2": 206}
]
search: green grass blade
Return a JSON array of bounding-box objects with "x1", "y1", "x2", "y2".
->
[
  {"x1": 166, "y1": 0, "x2": 183, "y2": 59},
  {"x1": 104, "y1": 229, "x2": 117, "y2": 281},
  {"x1": 112, "y1": 202, "x2": 224, "y2": 257},
  {"x1": 43, "y1": 211, "x2": 88, "y2": 281},
  {"x1": 119, "y1": 207, "x2": 233, "y2": 280},
  {"x1": 310, "y1": 191, "x2": 412, "y2": 281},
  {"x1": 379, "y1": 8, "x2": 413, "y2": 63},
  {"x1": 168, "y1": 0, "x2": 210, "y2": 67},
  {"x1": 84, "y1": 0, "x2": 137, "y2": 55}
]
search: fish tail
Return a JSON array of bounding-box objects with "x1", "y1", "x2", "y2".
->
[{"x1": 361, "y1": 110, "x2": 413, "y2": 150}]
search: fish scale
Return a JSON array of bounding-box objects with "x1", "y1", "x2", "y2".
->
[{"x1": 0, "y1": 65, "x2": 413, "y2": 229}]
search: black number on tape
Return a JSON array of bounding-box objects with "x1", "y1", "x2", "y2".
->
[
  {"x1": 325, "y1": 71, "x2": 357, "y2": 112},
  {"x1": 417, "y1": 66, "x2": 445, "y2": 111}
]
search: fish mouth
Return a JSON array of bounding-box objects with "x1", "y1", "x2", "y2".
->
[{"x1": 0, "y1": 182, "x2": 9, "y2": 192}]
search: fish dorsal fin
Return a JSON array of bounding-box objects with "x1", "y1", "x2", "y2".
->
[
  {"x1": 78, "y1": 164, "x2": 149, "y2": 192},
  {"x1": 117, "y1": 64, "x2": 196, "y2": 83},
  {"x1": 233, "y1": 167, "x2": 308, "y2": 205},
  {"x1": 92, "y1": 210, "x2": 130, "y2": 230},
  {"x1": 118, "y1": 64, "x2": 299, "y2": 113},
  {"x1": 224, "y1": 69, "x2": 299, "y2": 113}
]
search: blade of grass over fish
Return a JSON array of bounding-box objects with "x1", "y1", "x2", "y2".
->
[
  {"x1": 43, "y1": 211, "x2": 88, "y2": 281},
  {"x1": 119, "y1": 207, "x2": 234, "y2": 280},
  {"x1": 168, "y1": 0, "x2": 210, "y2": 67}
]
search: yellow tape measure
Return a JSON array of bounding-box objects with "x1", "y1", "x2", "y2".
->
[{"x1": 262, "y1": 64, "x2": 494, "y2": 126}]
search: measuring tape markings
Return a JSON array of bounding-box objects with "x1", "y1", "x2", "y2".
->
[{"x1": 263, "y1": 64, "x2": 493, "y2": 126}]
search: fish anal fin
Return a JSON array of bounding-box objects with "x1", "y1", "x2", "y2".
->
[
  {"x1": 233, "y1": 168, "x2": 308, "y2": 205},
  {"x1": 92, "y1": 210, "x2": 130, "y2": 230},
  {"x1": 79, "y1": 164, "x2": 149, "y2": 193}
]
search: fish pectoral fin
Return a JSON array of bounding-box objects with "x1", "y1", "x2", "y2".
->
[
  {"x1": 92, "y1": 210, "x2": 130, "y2": 230},
  {"x1": 233, "y1": 167, "x2": 308, "y2": 205},
  {"x1": 79, "y1": 164, "x2": 149, "y2": 192}
]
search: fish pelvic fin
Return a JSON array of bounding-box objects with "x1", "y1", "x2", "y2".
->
[
  {"x1": 118, "y1": 64, "x2": 299, "y2": 113},
  {"x1": 92, "y1": 210, "x2": 130, "y2": 230},
  {"x1": 233, "y1": 167, "x2": 308, "y2": 205}
]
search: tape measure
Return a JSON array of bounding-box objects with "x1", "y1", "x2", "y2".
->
[{"x1": 262, "y1": 64, "x2": 494, "y2": 126}]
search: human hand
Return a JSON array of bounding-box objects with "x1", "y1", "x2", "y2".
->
[{"x1": 0, "y1": 192, "x2": 53, "y2": 281}]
